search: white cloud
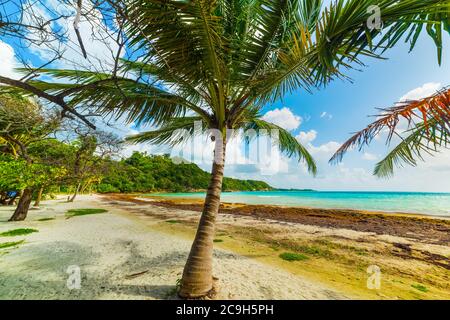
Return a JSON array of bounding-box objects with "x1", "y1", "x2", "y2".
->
[
  {"x1": 296, "y1": 130, "x2": 317, "y2": 145},
  {"x1": 320, "y1": 111, "x2": 333, "y2": 120},
  {"x1": 362, "y1": 152, "x2": 378, "y2": 161},
  {"x1": 309, "y1": 141, "x2": 341, "y2": 157},
  {"x1": 262, "y1": 107, "x2": 302, "y2": 131},
  {"x1": 0, "y1": 41, "x2": 20, "y2": 79},
  {"x1": 400, "y1": 82, "x2": 442, "y2": 101},
  {"x1": 417, "y1": 148, "x2": 450, "y2": 172},
  {"x1": 121, "y1": 143, "x2": 154, "y2": 158}
]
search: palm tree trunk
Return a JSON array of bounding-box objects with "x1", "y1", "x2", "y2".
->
[
  {"x1": 33, "y1": 186, "x2": 44, "y2": 207},
  {"x1": 9, "y1": 188, "x2": 33, "y2": 221},
  {"x1": 68, "y1": 182, "x2": 81, "y2": 203},
  {"x1": 178, "y1": 139, "x2": 226, "y2": 298}
]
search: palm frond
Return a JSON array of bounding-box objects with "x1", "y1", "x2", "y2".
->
[
  {"x1": 330, "y1": 86, "x2": 450, "y2": 164},
  {"x1": 16, "y1": 68, "x2": 112, "y2": 83},
  {"x1": 126, "y1": 117, "x2": 207, "y2": 147},
  {"x1": 243, "y1": 118, "x2": 317, "y2": 174},
  {"x1": 374, "y1": 117, "x2": 450, "y2": 177},
  {"x1": 125, "y1": 1, "x2": 227, "y2": 89},
  {"x1": 119, "y1": 59, "x2": 212, "y2": 114},
  {"x1": 246, "y1": 0, "x2": 450, "y2": 104},
  {"x1": 13, "y1": 69, "x2": 211, "y2": 127}
]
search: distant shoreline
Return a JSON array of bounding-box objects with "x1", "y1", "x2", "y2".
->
[
  {"x1": 132, "y1": 190, "x2": 450, "y2": 217},
  {"x1": 130, "y1": 189, "x2": 450, "y2": 195},
  {"x1": 108, "y1": 194, "x2": 450, "y2": 245}
]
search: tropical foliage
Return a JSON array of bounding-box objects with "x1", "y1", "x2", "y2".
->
[
  {"x1": 0, "y1": 94, "x2": 59, "y2": 160},
  {"x1": 98, "y1": 152, "x2": 273, "y2": 193},
  {"x1": 0, "y1": 157, "x2": 66, "y2": 194},
  {"x1": 331, "y1": 87, "x2": 450, "y2": 177}
]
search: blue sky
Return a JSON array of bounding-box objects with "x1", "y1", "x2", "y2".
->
[
  {"x1": 163, "y1": 33, "x2": 450, "y2": 192},
  {"x1": 1, "y1": 1, "x2": 450, "y2": 192},
  {"x1": 252, "y1": 34, "x2": 450, "y2": 192}
]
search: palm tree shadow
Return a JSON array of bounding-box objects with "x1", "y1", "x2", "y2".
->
[
  {"x1": 0, "y1": 239, "x2": 186, "y2": 299},
  {"x1": 0, "y1": 236, "x2": 251, "y2": 299}
]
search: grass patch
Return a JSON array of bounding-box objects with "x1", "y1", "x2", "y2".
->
[
  {"x1": 165, "y1": 220, "x2": 180, "y2": 224},
  {"x1": 0, "y1": 228, "x2": 38, "y2": 237},
  {"x1": 66, "y1": 208, "x2": 108, "y2": 219},
  {"x1": 279, "y1": 252, "x2": 309, "y2": 262},
  {"x1": 294, "y1": 244, "x2": 332, "y2": 257},
  {"x1": 0, "y1": 240, "x2": 25, "y2": 249},
  {"x1": 213, "y1": 239, "x2": 224, "y2": 243},
  {"x1": 272, "y1": 239, "x2": 333, "y2": 259},
  {"x1": 411, "y1": 284, "x2": 428, "y2": 293},
  {"x1": 37, "y1": 217, "x2": 55, "y2": 221}
]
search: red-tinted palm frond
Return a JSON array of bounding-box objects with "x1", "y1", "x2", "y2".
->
[{"x1": 330, "y1": 86, "x2": 450, "y2": 164}]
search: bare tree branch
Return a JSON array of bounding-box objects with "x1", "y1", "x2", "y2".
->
[
  {"x1": 74, "y1": 0, "x2": 88, "y2": 59},
  {"x1": 0, "y1": 75, "x2": 96, "y2": 129}
]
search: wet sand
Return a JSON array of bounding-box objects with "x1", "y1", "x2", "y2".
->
[{"x1": 104, "y1": 194, "x2": 450, "y2": 299}]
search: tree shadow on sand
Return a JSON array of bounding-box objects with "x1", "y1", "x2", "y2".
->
[{"x1": 0, "y1": 240, "x2": 196, "y2": 299}]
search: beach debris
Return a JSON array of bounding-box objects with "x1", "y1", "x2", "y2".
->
[{"x1": 125, "y1": 270, "x2": 149, "y2": 279}]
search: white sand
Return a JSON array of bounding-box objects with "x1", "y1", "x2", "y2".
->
[{"x1": 0, "y1": 195, "x2": 346, "y2": 300}]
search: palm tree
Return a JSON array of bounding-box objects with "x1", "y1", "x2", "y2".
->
[
  {"x1": 331, "y1": 87, "x2": 450, "y2": 176},
  {"x1": 3, "y1": 0, "x2": 449, "y2": 298}
]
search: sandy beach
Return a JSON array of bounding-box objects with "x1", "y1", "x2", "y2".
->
[
  {"x1": 0, "y1": 194, "x2": 449, "y2": 300},
  {"x1": 0, "y1": 195, "x2": 345, "y2": 300}
]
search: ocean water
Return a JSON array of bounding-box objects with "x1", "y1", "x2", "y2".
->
[{"x1": 149, "y1": 191, "x2": 450, "y2": 217}]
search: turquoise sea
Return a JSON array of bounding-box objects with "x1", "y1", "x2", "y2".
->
[{"x1": 150, "y1": 191, "x2": 450, "y2": 217}]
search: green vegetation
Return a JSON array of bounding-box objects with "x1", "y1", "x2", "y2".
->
[
  {"x1": 37, "y1": 217, "x2": 55, "y2": 221},
  {"x1": 411, "y1": 284, "x2": 428, "y2": 293},
  {"x1": 0, "y1": 240, "x2": 25, "y2": 249},
  {"x1": 165, "y1": 220, "x2": 180, "y2": 224},
  {"x1": 279, "y1": 252, "x2": 309, "y2": 262},
  {"x1": 213, "y1": 239, "x2": 224, "y2": 243},
  {"x1": 98, "y1": 152, "x2": 272, "y2": 193},
  {"x1": 0, "y1": 228, "x2": 38, "y2": 237},
  {"x1": 66, "y1": 208, "x2": 108, "y2": 219}
]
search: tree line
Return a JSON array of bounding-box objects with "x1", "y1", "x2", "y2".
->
[
  {"x1": 99, "y1": 152, "x2": 272, "y2": 193},
  {"x1": 0, "y1": 94, "x2": 272, "y2": 222}
]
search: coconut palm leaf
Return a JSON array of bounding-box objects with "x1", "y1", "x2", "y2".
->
[
  {"x1": 125, "y1": 117, "x2": 207, "y2": 146},
  {"x1": 118, "y1": 59, "x2": 211, "y2": 109},
  {"x1": 373, "y1": 117, "x2": 450, "y2": 177},
  {"x1": 330, "y1": 86, "x2": 450, "y2": 164},
  {"x1": 331, "y1": 86, "x2": 450, "y2": 176},
  {"x1": 243, "y1": 118, "x2": 317, "y2": 175},
  {"x1": 127, "y1": 116, "x2": 317, "y2": 174},
  {"x1": 15, "y1": 68, "x2": 211, "y2": 127},
  {"x1": 245, "y1": 0, "x2": 450, "y2": 105}
]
